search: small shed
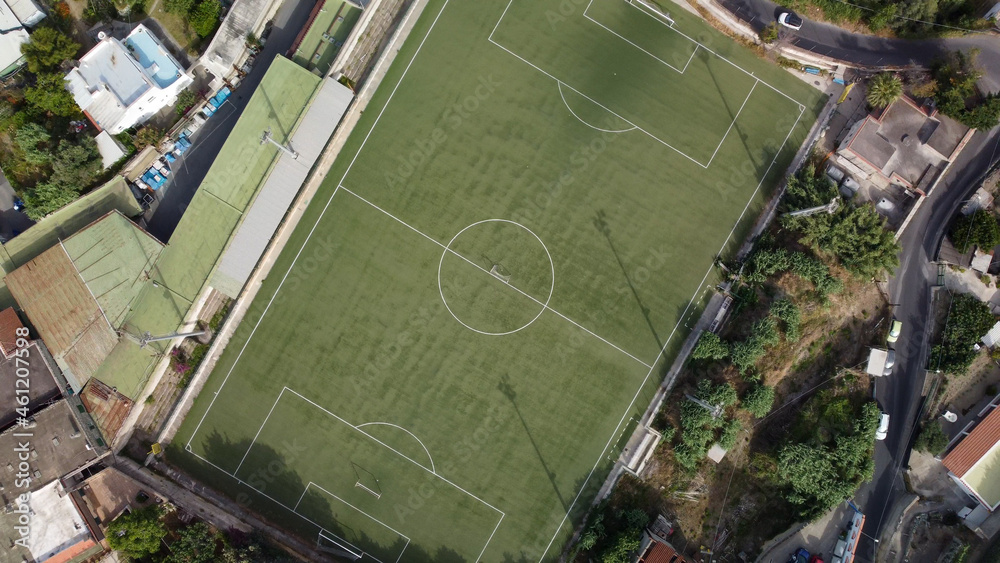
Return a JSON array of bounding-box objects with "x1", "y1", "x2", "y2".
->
[
  {"x1": 982, "y1": 321, "x2": 1000, "y2": 348},
  {"x1": 866, "y1": 348, "x2": 888, "y2": 377}
]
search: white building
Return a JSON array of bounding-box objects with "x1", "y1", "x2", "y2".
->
[
  {"x1": 0, "y1": 0, "x2": 45, "y2": 77},
  {"x1": 65, "y1": 24, "x2": 192, "y2": 134}
]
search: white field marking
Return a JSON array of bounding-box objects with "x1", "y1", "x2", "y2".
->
[
  {"x1": 282, "y1": 387, "x2": 507, "y2": 518},
  {"x1": 557, "y1": 81, "x2": 637, "y2": 134},
  {"x1": 624, "y1": 0, "x2": 802, "y2": 106},
  {"x1": 339, "y1": 184, "x2": 654, "y2": 369},
  {"x1": 186, "y1": 449, "x2": 391, "y2": 562},
  {"x1": 233, "y1": 388, "x2": 286, "y2": 475},
  {"x1": 704, "y1": 80, "x2": 758, "y2": 167},
  {"x1": 355, "y1": 422, "x2": 437, "y2": 473},
  {"x1": 437, "y1": 218, "x2": 555, "y2": 337},
  {"x1": 304, "y1": 481, "x2": 412, "y2": 563},
  {"x1": 582, "y1": 2, "x2": 697, "y2": 73},
  {"x1": 186, "y1": 0, "x2": 448, "y2": 452},
  {"x1": 486, "y1": 33, "x2": 710, "y2": 169},
  {"x1": 537, "y1": 99, "x2": 809, "y2": 563},
  {"x1": 316, "y1": 529, "x2": 365, "y2": 561}
]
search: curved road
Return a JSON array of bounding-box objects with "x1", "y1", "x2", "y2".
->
[
  {"x1": 717, "y1": 0, "x2": 1000, "y2": 91},
  {"x1": 713, "y1": 1, "x2": 1000, "y2": 559}
]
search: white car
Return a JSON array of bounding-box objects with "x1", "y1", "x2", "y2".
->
[
  {"x1": 778, "y1": 10, "x2": 803, "y2": 30},
  {"x1": 875, "y1": 413, "x2": 890, "y2": 441}
]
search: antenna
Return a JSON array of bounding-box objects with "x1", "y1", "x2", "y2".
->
[{"x1": 260, "y1": 127, "x2": 298, "y2": 159}]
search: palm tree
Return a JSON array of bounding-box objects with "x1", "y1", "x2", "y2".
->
[{"x1": 867, "y1": 73, "x2": 903, "y2": 108}]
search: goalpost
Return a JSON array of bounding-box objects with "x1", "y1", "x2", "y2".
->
[
  {"x1": 352, "y1": 462, "x2": 383, "y2": 499},
  {"x1": 317, "y1": 530, "x2": 363, "y2": 560},
  {"x1": 489, "y1": 263, "x2": 512, "y2": 284}
]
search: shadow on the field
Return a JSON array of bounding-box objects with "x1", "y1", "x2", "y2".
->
[
  {"x1": 703, "y1": 49, "x2": 757, "y2": 168},
  {"x1": 592, "y1": 209, "x2": 664, "y2": 353},
  {"x1": 498, "y1": 374, "x2": 569, "y2": 512}
]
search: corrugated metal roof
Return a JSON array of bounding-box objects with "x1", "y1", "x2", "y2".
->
[
  {"x1": 212, "y1": 78, "x2": 354, "y2": 297},
  {"x1": 61, "y1": 211, "x2": 162, "y2": 328},
  {"x1": 80, "y1": 378, "x2": 132, "y2": 442},
  {"x1": 944, "y1": 405, "x2": 1000, "y2": 478}
]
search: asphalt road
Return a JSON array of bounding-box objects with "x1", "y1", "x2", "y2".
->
[
  {"x1": 711, "y1": 1, "x2": 1000, "y2": 558},
  {"x1": 143, "y1": 0, "x2": 317, "y2": 243},
  {"x1": 717, "y1": 0, "x2": 1000, "y2": 91}
]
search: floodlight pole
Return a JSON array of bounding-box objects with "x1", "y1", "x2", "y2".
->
[
  {"x1": 139, "y1": 330, "x2": 206, "y2": 348},
  {"x1": 260, "y1": 127, "x2": 298, "y2": 159}
]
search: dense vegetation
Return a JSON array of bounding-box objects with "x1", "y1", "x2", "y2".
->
[
  {"x1": 778, "y1": 0, "x2": 990, "y2": 37},
  {"x1": 777, "y1": 400, "x2": 881, "y2": 518},
  {"x1": 930, "y1": 50, "x2": 1000, "y2": 130},
  {"x1": 0, "y1": 27, "x2": 113, "y2": 219},
  {"x1": 950, "y1": 208, "x2": 1000, "y2": 253},
  {"x1": 933, "y1": 293, "x2": 996, "y2": 374},
  {"x1": 165, "y1": 0, "x2": 222, "y2": 37},
  {"x1": 783, "y1": 168, "x2": 900, "y2": 280}
]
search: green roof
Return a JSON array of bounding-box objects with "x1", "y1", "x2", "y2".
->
[
  {"x1": 96, "y1": 57, "x2": 322, "y2": 400},
  {"x1": 0, "y1": 177, "x2": 142, "y2": 309},
  {"x1": 62, "y1": 211, "x2": 163, "y2": 329}
]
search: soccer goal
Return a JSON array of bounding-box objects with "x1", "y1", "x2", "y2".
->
[
  {"x1": 489, "y1": 263, "x2": 512, "y2": 284},
  {"x1": 352, "y1": 462, "x2": 383, "y2": 499}
]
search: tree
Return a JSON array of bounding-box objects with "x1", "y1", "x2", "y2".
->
[
  {"x1": 691, "y1": 331, "x2": 728, "y2": 361},
  {"x1": 914, "y1": 420, "x2": 949, "y2": 455},
  {"x1": 798, "y1": 204, "x2": 900, "y2": 279},
  {"x1": 933, "y1": 293, "x2": 995, "y2": 374},
  {"x1": 50, "y1": 137, "x2": 101, "y2": 189},
  {"x1": 867, "y1": 73, "x2": 902, "y2": 108},
  {"x1": 931, "y1": 49, "x2": 1000, "y2": 130},
  {"x1": 741, "y1": 384, "x2": 775, "y2": 418},
  {"x1": 20, "y1": 27, "x2": 80, "y2": 73},
  {"x1": 176, "y1": 89, "x2": 197, "y2": 116},
  {"x1": 783, "y1": 165, "x2": 838, "y2": 211},
  {"x1": 771, "y1": 298, "x2": 801, "y2": 341},
  {"x1": 719, "y1": 417, "x2": 742, "y2": 449},
  {"x1": 23, "y1": 181, "x2": 80, "y2": 220},
  {"x1": 106, "y1": 506, "x2": 166, "y2": 560},
  {"x1": 950, "y1": 209, "x2": 1000, "y2": 253},
  {"x1": 189, "y1": 0, "x2": 222, "y2": 37},
  {"x1": 164, "y1": 0, "x2": 196, "y2": 14},
  {"x1": 168, "y1": 522, "x2": 219, "y2": 563},
  {"x1": 14, "y1": 123, "x2": 52, "y2": 165},
  {"x1": 135, "y1": 126, "x2": 163, "y2": 150},
  {"x1": 24, "y1": 73, "x2": 81, "y2": 117},
  {"x1": 697, "y1": 379, "x2": 738, "y2": 407}
]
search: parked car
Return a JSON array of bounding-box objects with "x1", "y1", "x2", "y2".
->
[
  {"x1": 883, "y1": 349, "x2": 896, "y2": 376},
  {"x1": 876, "y1": 412, "x2": 890, "y2": 440},
  {"x1": 887, "y1": 319, "x2": 902, "y2": 344},
  {"x1": 778, "y1": 10, "x2": 803, "y2": 30},
  {"x1": 789, "y1": 548, "x2": 810, "y2": 563}
]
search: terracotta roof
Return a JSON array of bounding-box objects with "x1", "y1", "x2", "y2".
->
[
  {"x1": 0, "y1": 307, "x2": 23, "y2": 357},
  {"x1": 638, "y1": 540, "x2": 688, "y2": 563},
  {"x1": 80, "y1": 378, "x2": 133, "y2": 442},
  {"x1": 944, "y1": 405, "x2": 1000, "y2": 477}
]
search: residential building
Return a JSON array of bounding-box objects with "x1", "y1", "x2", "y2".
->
[
  {"x1": 943, "y1": 399, "x2": 1000, "y2": 511},
  {"x1": 0, "y1": 0, "x2": 45, "y2": 77},
  {"x1": 836, "y1": 96, "x2": 973, "y2": 194},
  {"x1": 0, "y1": 480, "x2": 102, "y2": 563},
  {"x1": 64, "y1": 24, "x2": 192, "y2": 134},
  {"x1": 635, "y1": 515, "x2": 687, "y2": 563}
]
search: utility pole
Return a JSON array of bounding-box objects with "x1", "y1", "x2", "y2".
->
[{"x1": 260, "y1": 127, "x2": 298, "y2": 159}]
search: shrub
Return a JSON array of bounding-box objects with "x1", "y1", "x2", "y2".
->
[
  {"x1": 719, "y1": 418, "x2": 742, "y2": 449},
  {"x1": 933, "y1": 293, "x2": 996, "y2": 374},
  {"x1": 771, "y1": 298, "x2": 801, "y2": 341},
  {"x1": 914, "y1": 420, "x2": 949, "y2": 455},
  {"x1": 190, "y1": 0, "x2": 221, "y2": 37},
  {"x1": 741, "y1": 384, "x2": 775, "y2": 418},
  {"x1": 759, "y1": 22, "x2": 779, "y2": 43},
  {"x1": 176, "y1": 89, "x2": 197, "y2": 116},
  {"x1": 692, "y1": 331, "x2": 728, "y2": 361},
  {"x1": 950, "y1": 209, "x2": 1000, "y2": 253}
]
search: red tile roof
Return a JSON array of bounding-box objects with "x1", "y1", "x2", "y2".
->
[
  {"x1": 638, "y1": 540, "x2": 688, "y2": 563},
  {"x1": 0, "y1": 307, "x2": 23, "y2": 357},
  {"x1": 944, "y1": 405, "x2": 1000, "y2": 477}
]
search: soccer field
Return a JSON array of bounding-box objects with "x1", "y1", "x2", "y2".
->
[{"x1": 172, "y1": 0, "x2": 825, "y2": 560}]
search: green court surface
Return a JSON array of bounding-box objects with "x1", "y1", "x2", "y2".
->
[
  {"x1": 292, "y1": 0, "x2": 362, "y2": 75},
  {"x1": 173, "y1": 0, "x2": 824, "y2": 560}
]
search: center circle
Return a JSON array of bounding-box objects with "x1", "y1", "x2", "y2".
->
[{"x1": 437, "y1": 219, "x2": 555, "y2": 336}]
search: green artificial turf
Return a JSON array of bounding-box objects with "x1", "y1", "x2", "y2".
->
[{"x1": 173, "y1": 0, "x2": 824, "y2": 560}]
